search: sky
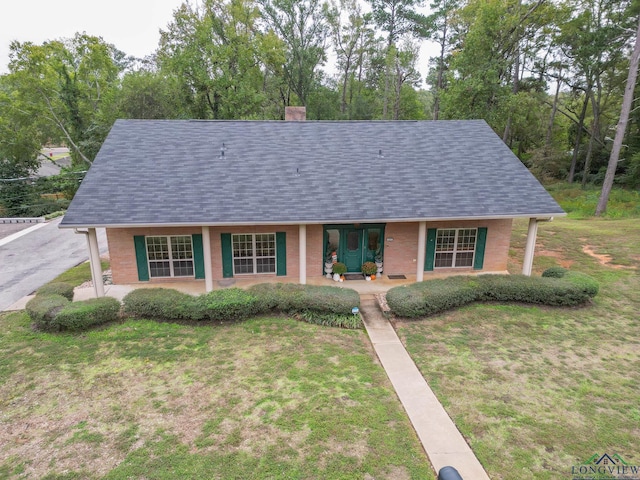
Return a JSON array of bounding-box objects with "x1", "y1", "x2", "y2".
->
[
  {"x1": 0, "y1": 0, "x2": 185, "y2": 73},
  {"x1": 0, "y1": 0, "x2": 437, "y2": 79}
]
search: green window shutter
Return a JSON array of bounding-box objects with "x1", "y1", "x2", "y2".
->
[
  {"x1": 134, "y1": 235, "x2": 150, "y2": 281},
  {"x1": 276, "y1": 232, "x2": 287, "y2": 276},
  {"x1": 192, "y1": 234, "x2": 205, "y2": 279},
  {"x1": 474, "y1": 227, "x2": 488, "y2": 270},
  {"x1": 221, "y1": 233, "x2": 234, "y2": 278},
  {"x1": 424, "y1": 228, "x2": 437, "y2": 272}
]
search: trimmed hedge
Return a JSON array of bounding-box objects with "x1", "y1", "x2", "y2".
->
[
  {"x1": 121, "y1": 283, "x2": 361, "y2": 328},
  {"x1": 36, "y1": 282, "x2": 75, "y2": 301},
  {"x1": 54, "y1": 297, "x2": 121, "y2": 331},
  {"x1": 122, "y1": 288, "x2": 196, "y2": 321},
  {"x1": 26, "y1": 294, "x2": 70, "y2": 331},
  {"x1": 386, "y1": 272, "x2": 599, "y2": 318},
  {"x1": 248, "y1": 283, "x2": 360, "y2": 315},
  {"x1": 193, "y1": 288, "x2": 261, "y2": 322}
]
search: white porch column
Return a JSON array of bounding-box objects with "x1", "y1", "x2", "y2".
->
[
  {"x1": 522, "y1": 218, "x2": 539, "y2": 276},
  {"x1": 202, "y1": 226, "x2": 214, "y2": 292},
  {"x1": 416, "y1": 221, "x2": 427, "y2": 282},
  {"x1": 87, "y1": 228, "x2": 105, "y2": 298},
  {"x1": 299, "y1": 224, "x2": 307, "y2": 284}
]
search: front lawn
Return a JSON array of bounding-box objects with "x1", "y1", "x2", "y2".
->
[
  {"x1": 395, "y1": 217, "x2": 640, "y2": 479},
  {"x1": 0, "y1": 313, "x2": 433, "y2": 479}
]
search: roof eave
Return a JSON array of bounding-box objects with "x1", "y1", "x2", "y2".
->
[{"x1": 58, "y1": 212, "x2": 566, "y2": 229}]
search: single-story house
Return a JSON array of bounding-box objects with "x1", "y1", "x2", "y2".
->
[{"x1": 59, "y1": 107, "x2": 565, "y2": 297}]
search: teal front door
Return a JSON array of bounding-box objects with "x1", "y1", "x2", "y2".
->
[{"x1": 343, "y1": 229, "x2": 362, "y2": 272}]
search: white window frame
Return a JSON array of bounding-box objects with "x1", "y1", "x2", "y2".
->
[
  {"x1": 232, "y1": 233, "x2": 277, "y2": 275},
  {"x1": 434, "y1": 228, "x2": 477, "y2": 268},
  {"x1": 146, "y1": 235, "x2": 194, "y2": 278}
]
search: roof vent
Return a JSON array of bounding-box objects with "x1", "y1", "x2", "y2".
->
[
  {"x1": 220, "y1": 142, "x2": 226, "y2": 160},
  {"x1": 378, "y1": 149, "x2": 384, "y2": 158}
]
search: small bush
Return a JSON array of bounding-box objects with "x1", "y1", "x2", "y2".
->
[
  {"x1": 26, "y1": 294, "x2": 70, "y2": 331},
  {"x1": 37, "y1": 282, "x2": 75, "y2": 301},
  {"x1": 542, "y1": 266, "x2": 568, "y2": 278},
  {"x1": 332, "y1": 262, "x2": 347, "y2": 275},
  {"x1": 54, "y1": 297, "x2": 121, "y2": 331},
  {"x1": 194, "y1": 288, "x2": 260, "y2": 322},
  {"x1": 122, "y1": 288, "x2": 196, "y2": 321}
]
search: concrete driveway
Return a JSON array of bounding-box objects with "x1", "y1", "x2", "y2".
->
[{"x1": 0, "y1": 217, "x2": 107, "y2": 311}]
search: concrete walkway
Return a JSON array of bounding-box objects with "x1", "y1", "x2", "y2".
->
[{"x1": 360, "y1": 295, "x2": 490, "y2": 480}]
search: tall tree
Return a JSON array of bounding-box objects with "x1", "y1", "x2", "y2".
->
[
  {"x1": 158, "y1": 0, "x2": 284, "y2": 119},
  {"x1": 424, "y1": 0, "x2": 461, "y2": 120},
  {"x1": 8, "y1": 34, "x2": 125, "y2": 165},
  {"x1": 596, "y1": 7, "x2": 640, "y2": 214},
  {"x1": 259, "y1": 0, "x2": 329, "y2": 107},
  {"x1": 366, "y1": 0, "x2": 428, "y2": 118}
]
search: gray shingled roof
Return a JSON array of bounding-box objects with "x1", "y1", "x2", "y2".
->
[{"x1": 60, "y1": 119, "x2": 565, "y2": 227}]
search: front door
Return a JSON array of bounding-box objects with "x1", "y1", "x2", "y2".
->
[{"x1": 343, "y1": 228, "x2": 362, "y2": 272}]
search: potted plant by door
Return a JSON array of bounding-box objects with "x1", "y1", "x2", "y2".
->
[
  {"x1": 362, "y1": 261, "x2": 377, "y2": 281},
  {"x1": 375, "y1": 254, "x2": 383, "y2": 274},
  {"x1": 332, "y1": 262, "x2": 347, "y2": 281},
  {"x1": 324, "y1": 257, "x2": 334, "y2": 278}
]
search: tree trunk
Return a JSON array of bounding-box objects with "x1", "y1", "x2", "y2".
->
[
  {"x1": 582, "y1": 88, "x2": 600, "y2": 187},
  {"x1": 433, "y1": 18, "x2": 448, "y2": 121},
  {"x1": 545, "y1": 66, "x2": 562, "y2": 150},
  {"x1": 568, "y1": 91, "x2": 590, "y2": 183},
  {"x1": 596, "y1": 15, "x2": 640, "y2": 215}
]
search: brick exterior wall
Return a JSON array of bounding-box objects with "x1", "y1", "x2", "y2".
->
[
  {"x1": 383, "y1": 219, "x2": 512, "y2": 276},
  {"x1": 106, "y1": 219, "x2": 512, "y2": 285},
  {"x1": 107, "y1": 224, "x2": 326, "y2": 285}
]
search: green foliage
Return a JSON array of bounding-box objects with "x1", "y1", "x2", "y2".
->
[
  {"x1": 546, "y1": 182, "x2": 640, "y2": 218},
  {"x1": 122, "y1": 288, "x2": 196, "y2": 321},
  {"x1": 122, "y1": 284, "x2": 359, "y2": 328},
  {"x1": 297, "y1": 311, "x2": 363, "y2": 329},
  {"x1": 25, "y1": 294, "x2": 70, "y2": 331},
  {"x1": 387, "y1": 272, "x2": 599, "y2": 318},
  {"x1": 361, "y1": 261, "x2": 377, "y2": 275},
  {"x1": 332, "y1": 262, "x2": 347, "y2": 275},
  {"x1": 36, "y1": 282, "x2": 75, "y2": 301},
  {"x1": 248, "y1": 283, "x2": 360, "y2": 316},
  {"x1": 386, "y1": 276, "x2": 478, "y2": 317},
  {"x1": 541, "y1": 266, "x2": 568, "y2": 278},
  {"x1": 54, "y1": 297, "x2": 121, "y2": 331},
  {"x1": 193, "y1": 288, "x2": 261, "y2": 322}
]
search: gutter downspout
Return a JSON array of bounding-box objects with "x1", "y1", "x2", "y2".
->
[{"x1": 74, "y1": 228, "x2": 105, "y2": 297}]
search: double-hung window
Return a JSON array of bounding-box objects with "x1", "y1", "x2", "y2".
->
[
  {"x1": 435, "y1": 228, "x2": 477, "y2": 268},
  {"x1": 146, "y1": 235, "x2": 194, "y2": 278},
  {"x1": 232, "y1": 233, "x2": 276, "y2": 274}
]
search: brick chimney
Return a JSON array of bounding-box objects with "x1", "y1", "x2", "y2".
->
[{"x1": 285, "y1": 106, "x2": 306, "y2": 121}]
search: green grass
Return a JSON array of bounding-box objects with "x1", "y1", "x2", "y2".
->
[
  {"x1": 47, "y1": 260, "x2": 110, "y2": 288},
  {"x1": 0, "y1": 313, "x2": 434, "y2": 479},
  {"x1": 396, "y1": 217, "x2": 640, "y2": 479},
  {"x1": 545, "y1": 182, "x2": 640, "y2": 219}
]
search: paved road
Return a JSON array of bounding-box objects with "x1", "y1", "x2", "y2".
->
[{"x1": 0, "y1": 218, "x2": 107, "y2": 311}]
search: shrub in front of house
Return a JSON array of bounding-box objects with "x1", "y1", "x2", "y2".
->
[
  {"x1": 26, "y1": 294, "x2": 70, "y2": 331},
  {"x1": 386, "y1": 272, "x2": 599, "y2": 318},
  {"x1": 248, "y1": 283, "x2": 360, "y2": 316},
  {"x1": 36, "y1": 282, "x2": 75, "y2": 301},
  {"x1": 122, "y1": 288, "x2": 196, "y2": 321},
  {"x1": 385, "y1": 276, "x2": 478, "y2": 318},
  {"x1": 53, "y1": 297, "x2": 121, "y2": 331},
  {"x1": 193, "y1": 288, "x2": 261, "y2": 322},
  {"x1": 248, "y1": 283, "x2": 307, "y2": 312}
]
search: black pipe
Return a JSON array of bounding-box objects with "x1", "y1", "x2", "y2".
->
[{"x1": 438, "y1": 466, "x2": 463, "y2": 480}]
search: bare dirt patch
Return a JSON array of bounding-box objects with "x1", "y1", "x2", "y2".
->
[
  {"x1": 536, "y1": 249, "x2": 574, "y2": 268},
  {"x1": 581, "y1": 244, "x2": 634, "y2": 269}
]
